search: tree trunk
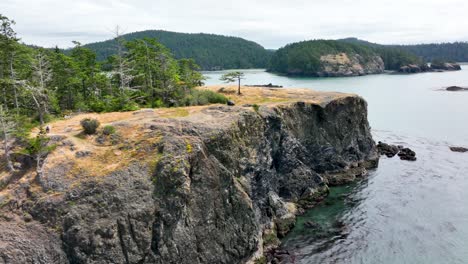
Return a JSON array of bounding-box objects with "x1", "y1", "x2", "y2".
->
[
  {"x1": 3, "y1": 136, "x2": 14, "y2": 172},
  {"x1": 0, "y1": 114, "x2": 14, "y2": 172},
  {"x1": 9, "y1": 55, "x2": 19, "y2": 115},
  {"x1": 237, "y1": 78, "x2": 241, "y2": 95},
  {"x1": 2, "y1": 82, "x2": 7, "y2": 110},
  {"x1": 145, "y1": 42, "x2": 155, "y2": 107},
  {"x1": 30, "y1": 92, "x2": 44, "y2": 126}
]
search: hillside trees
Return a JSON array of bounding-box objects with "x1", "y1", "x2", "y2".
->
[
  {"x1": 0, "y1": 105, "x2": 15, "y2": 172},
  {"x1": 0, "y1": 14, "x2": 19, "y2": 111},
  {"x1": 73, "y1": 30, "x2": 272, "y2": 70},
  {"x1": 25, "y1": 50, "x2": 53, "y2": 126},
  {"x1": 0, "y1": 14, "x2": 227, "y2": 179}
]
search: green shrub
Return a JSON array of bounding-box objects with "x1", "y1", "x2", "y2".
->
[
  {"x1": 80, "y1": 118, "x2": 100, "y2": 135},
  {"x1": 252, "y1": 104, "x2": 260, "y2": 112},
  {"x1": 88, "y1": 100, "x2": 107, "y2": 113},
  {"x1": 120, "y1": 102, "x2": 140, "y2": 112},
  {"x1": 23, "y1": 129, "x2": 57, "y2": 157},
  {"x1": 182, "y1": 89, "x2": 228, "y2": 106},
  {"x1": 102, "y1": 125, "x2": 116, "y2": 135}
]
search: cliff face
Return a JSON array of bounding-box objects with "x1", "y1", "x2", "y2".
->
[
  {"x1": 0, "y1": 88, "x2": 378, "y2": 264},
  {"x1": 318, "y1": 53, "x2": 385, "y2": 77}
]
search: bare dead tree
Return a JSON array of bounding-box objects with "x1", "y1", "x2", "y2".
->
[
  {"x1": 23, "y1": 50, "x2": 52, "y2": 126},
  {"x1": 113, "y1": 26, "x2": 134, "y2": 95},
  {"x1": 0, "y1": 105, "x2": 15, "y2": 172}
]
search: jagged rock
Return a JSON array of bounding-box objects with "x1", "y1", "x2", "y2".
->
[
  {"x1": 377, "y1": 141, "x2": 400, "y2": 157},
  {"x1": 450, "y1": 146, "x2": 468, "y2": 153},
  {"x1": 0, "y1": 91, "x2": 379, "y2": 264},
  {"x1": 398, "y1": 148, "x2": 417, "y2": 161},
  {"x1": 0, "y1": 215, "x2": 69, "y2": 263},
  {"x1": 377, "y1": 142, "x2": 417, "y2": 161},
  {"x1": 398, "y1": 64, "x2": 424, "y2": 73}
]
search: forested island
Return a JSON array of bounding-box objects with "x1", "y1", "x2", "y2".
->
[
  {"x1": 267, "y1": 39, "x2": 463, "y2": 76},
  {"x1": 78, "y1": 30, "x2": 272, "y2": 70},
  {"x1": 267, "y1": 40, "x2": 422, "y2": 76}
]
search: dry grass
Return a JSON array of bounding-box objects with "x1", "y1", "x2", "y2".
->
[
  {"x1": 24, "y1": 86, "x2": 353, "y2": 180},
  {"x1": 199, "y1": 85, "x2": 351, "y2": 106},
  {"x1": 159, "y1": 108, "x2": 190, "y2": 118}
]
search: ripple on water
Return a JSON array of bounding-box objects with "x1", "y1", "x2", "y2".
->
[{"x1": 281, "y1": 131, "x2": 468, "y2": 264}]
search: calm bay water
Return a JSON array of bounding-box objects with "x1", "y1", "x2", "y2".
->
[{"x1": 204, "y1": 68, "x2": 468, "y2": 264}]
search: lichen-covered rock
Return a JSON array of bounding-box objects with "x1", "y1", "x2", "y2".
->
[{"x1": 0, "y1": 92, "x2": 378, "y2": 264}]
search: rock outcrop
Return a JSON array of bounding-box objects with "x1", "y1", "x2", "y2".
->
[
  {"x1": 398, "y1": 62, "x2": 462, "y2": 73},
  {"x1": 377, "y1": 141, "x2": 417, "y2": 161},
  {"x1": 317, "y1": 53, "x2": 385, "y2": 77},
  {"x1": 0, "y1": 88, "x2": 378, "y2": 264},
  {"x1": 430, "y1": 61, "x2": 461, "y2": 71},
  {"x1": 398, "y1": 64, "x2": 428, "y2": 73}
]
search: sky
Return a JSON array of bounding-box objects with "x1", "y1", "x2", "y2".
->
[{"x1": 2, "y1": 0, "x2": 468, "y2": 49}]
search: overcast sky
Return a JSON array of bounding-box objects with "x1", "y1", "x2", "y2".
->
[{"x1": 2, "y1": 0, "x2": 468, "y2": 49}]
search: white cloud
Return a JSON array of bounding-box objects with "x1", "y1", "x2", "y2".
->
[{"x1": 2, "y1": 0, "x2": 468, "y2": 48}]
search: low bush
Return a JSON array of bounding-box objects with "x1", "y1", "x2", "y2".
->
[
  {"x1": 102, "y1": 125, "x2": 116, "y2": 135},
  {"x1": 252, "y1": 104, "x2": 260, "y2": 112},
  {"x1": 181, "y1": 90, "x2": 228, "y2": 106},
  {"x1": 80, "y1": 118, "x2": 100, "y2": 135}
]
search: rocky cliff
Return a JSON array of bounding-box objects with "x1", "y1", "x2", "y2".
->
[
  {"x1": 0, "y1": 87, "x2": 379, "y2": 264},
  {"x1": 317, "y1": 53, "x2": 385, "y2": 77}
]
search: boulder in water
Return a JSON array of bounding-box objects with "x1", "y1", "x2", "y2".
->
[
  {"x1": 446, "y1": 86, "x2": 468, "y2": 91},
  {"x1": 377, "y1": 141, "x2": 400, "y2": 157},
  {"x1": 398, "y1": 148, "x2": 417, "y2": 161},
  {"x1": 450, "y1": 146, "x2": 468, "y2": 153},
  {"x1": 377, "y1": 141, "x2": 417, "y2": 161}
]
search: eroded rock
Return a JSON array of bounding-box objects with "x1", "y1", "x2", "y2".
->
[
  {"x1": 377, "y1": 141, "x2": 417, "y2": 161},
  {"x1": 398, "y1": 148, "x2": 417, "y2": 161},
  {"x1": 0, "y1": 93, "x2": 379, "y2": 264}
]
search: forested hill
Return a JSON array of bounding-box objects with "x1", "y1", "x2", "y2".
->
[
  {"x1": 394, "y1": 43, "x2": 468, "y2": 62},
  {"x1": 79, "y1": 30, "x2": 272, "y2": 70},
  {"x1": 340, "y1": 38, "x2": 468, "y2": 62},
  {"x1": 268, "y1": 39, "x2": 422, "y2": 75}
]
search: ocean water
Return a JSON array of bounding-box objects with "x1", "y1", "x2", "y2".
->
[{"x1": 204, "y1": 68, "x2": 468, "y2": 264}]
